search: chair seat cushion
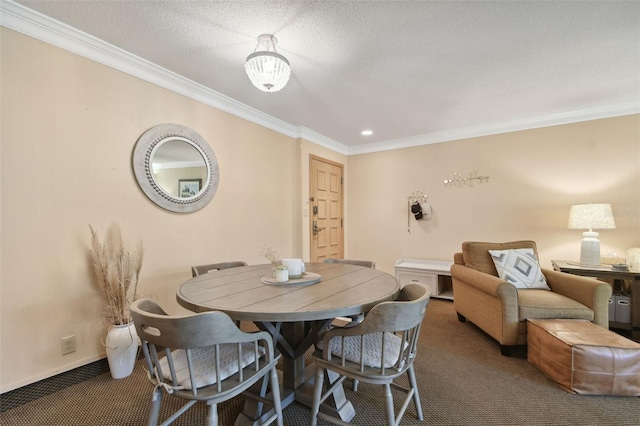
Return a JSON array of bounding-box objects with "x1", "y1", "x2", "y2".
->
[
  {"x1": 518, "y1": 290, "x2": 594, "y2": 321},
  {"x1": 158, "y1": 343, "x2": 264, "y2": 389},
  {"x1": 319, "y1": 332, "x2": 403, "y2": 368}
]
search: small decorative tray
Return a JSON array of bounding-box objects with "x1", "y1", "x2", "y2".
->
[
  {"x1": 261, "y1": 272, "x2": 322, "y2": 287},
  {"x1": 611, "y1": 264, "x2": 629, "y2": 271}
]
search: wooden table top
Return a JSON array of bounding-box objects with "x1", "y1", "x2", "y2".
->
[
  {"x1": 551, "y1": 260, "x2": 640, "y2": 280},
  {"x1": 177, "y1": 262, "x2": 400, "y2": 322}
]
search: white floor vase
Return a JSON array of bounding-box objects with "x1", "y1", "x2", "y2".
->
[{"x1": 106, "y1": 322, "x2": 139, "y2": 379}]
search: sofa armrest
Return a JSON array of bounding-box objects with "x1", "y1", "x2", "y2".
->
[
  {"x1": 451, "y1": 264, "x2": 521, "y2": 345},
  {"x1": 542, "y1": 268, "x2": 612, "y2": 328},
  {"x1": 451, "y1": 264, "x2": 517, "y2": 300}
]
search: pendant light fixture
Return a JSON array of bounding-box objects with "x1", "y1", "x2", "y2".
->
[{"x1": 245, "y1": 34, "x2": 291, "y2": 92}]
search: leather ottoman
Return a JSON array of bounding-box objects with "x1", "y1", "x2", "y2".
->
[{"x1": 527, "y1": 318, "x2": 640, "y2": 396}]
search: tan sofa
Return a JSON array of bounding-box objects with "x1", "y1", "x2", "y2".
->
[{"x1": 451, "y1": 240, "x2": 612, "y2": 356}]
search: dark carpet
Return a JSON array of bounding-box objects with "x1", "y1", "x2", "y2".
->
[{"x1": 1, "y1": 299, "x2": 638, "y2": 425}]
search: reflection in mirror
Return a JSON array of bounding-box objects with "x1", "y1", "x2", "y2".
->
[
  {"x1": 151, "y1": 138, "x2": 208, "y2": 198},
  {"x1": 133, "y1": 124, "x2": 219, "y2": 213}
]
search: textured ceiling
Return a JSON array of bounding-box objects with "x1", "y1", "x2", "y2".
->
[{"x1": 13, "y1": 0, "x2": 640, "y2": 149}]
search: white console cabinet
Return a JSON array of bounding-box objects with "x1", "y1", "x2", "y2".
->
[{"x1": 394, "y1": 258, "x2": 454, "y2": 300}]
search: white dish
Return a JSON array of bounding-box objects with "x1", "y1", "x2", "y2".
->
[{"x1": 261, "y1": 272, "x2": 321, "y2": 287}]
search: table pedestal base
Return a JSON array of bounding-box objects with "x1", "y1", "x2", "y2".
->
[{"x1": 235, "y1": 321, "x2": 355, "y2": 425}]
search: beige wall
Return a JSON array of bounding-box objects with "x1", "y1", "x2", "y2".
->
[
  {"x1": 1, "y1": 27, "x2": 639, "y2": 393},
  {"x1": 0, "y1": 28, "x2": 303, "y2": 391},
  {"x1": 346, "y1": 115, "x2": 640, "y2": 273}
]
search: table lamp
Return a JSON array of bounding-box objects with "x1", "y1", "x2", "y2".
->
[{"x1": 568, "y1": 203, "x2": 616, "y2": 266}]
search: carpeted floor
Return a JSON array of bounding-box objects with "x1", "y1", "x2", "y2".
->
[{"x1": 1, "y1": 299, "x2": 638, "y2": 425}]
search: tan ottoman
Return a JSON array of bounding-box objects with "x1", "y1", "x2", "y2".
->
[{"x1": 527, "y1": 319, "x2": 640, "y2": 396}]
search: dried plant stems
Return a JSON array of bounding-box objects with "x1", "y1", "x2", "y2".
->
[
  {"x1": 260, "y1": 243, "x2": 280, "y2": 266},
  {"x1": 89, "y1": 224, "x2": 144, "y2": 325}
]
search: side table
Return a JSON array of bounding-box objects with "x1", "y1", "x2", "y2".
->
[{"x1": 551, "y1": 260, "x2": 640, "y2": 342}]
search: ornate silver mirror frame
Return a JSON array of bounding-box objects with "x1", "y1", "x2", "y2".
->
[{"x1": 132, "y1": 123, "x2": 219, "y2": 213}]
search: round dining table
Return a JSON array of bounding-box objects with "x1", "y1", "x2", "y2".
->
[{"x1": 177, "y1": 262, "x2": 400, "y2": 425}]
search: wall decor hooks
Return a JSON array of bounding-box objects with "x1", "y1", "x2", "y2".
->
[
  {"x1": 407, "y1": 190, "x2": 432, "y2": 232},
  {"x1": 408, "y1": 189, "x2": 428, "y2": 204},
  {"x1": 443, "y1": 170, "x2": 489, "y2": 188}
]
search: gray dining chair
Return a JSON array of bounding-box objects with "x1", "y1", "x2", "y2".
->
[
  {"x1": 191, "y1": 261, "x2": 248, "y2": 277},
  {"x1": 310, "y1": 283, "x2": 431, "y2": 426},
  {"x1": 323, "y1": 258, "x2": 376, "y2": 269},
  {"x1": 131, "y1": 298, "x2": 283, "y2": 426},
  {"x1": 323, "y1": 258, "x2": 376, "y2": 326},
  {"x1": 323, "y1": 257, "x2": 379, "y2": 391}
]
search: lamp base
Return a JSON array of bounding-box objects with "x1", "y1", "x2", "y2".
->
[{"x1": 579, "y1": 231, "x2": 601, "y2": 267}]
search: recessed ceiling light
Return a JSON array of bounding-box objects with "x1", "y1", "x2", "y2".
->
[{"x1": 361, "y1": 130, "x2": 373, "y2": 136}]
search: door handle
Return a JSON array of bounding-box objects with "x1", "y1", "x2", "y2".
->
[{"x1": 313, "y1": 221, "x2": 324, "y2": 236}]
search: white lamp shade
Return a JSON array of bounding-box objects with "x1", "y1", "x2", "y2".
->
[{"x1": 567, "y1": 203, "x2": 615, "y2": 230}]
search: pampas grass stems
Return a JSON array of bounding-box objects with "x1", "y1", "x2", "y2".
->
[
  {"x1": 89, "y1": 224, "x2": 143, "y2": 325},
  {"x1": 260, "y1": 243, "x2": 280, "y2": 266}
]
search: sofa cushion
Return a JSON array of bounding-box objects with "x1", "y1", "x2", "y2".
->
[
  {"x1": 489, "y1": 248, "x2": 550, "y2": 289},
  {"x1": 517, "y1": 290, "x2": 594, "y2": 321},
  {"x1": 462, "y1": 240, "x2": 538, "y2": 275}
]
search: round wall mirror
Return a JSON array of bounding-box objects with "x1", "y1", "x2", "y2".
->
[{"x1": 133, "y1": 124, "x2": 219, "y2": 213}]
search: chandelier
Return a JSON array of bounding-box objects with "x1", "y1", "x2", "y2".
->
[{"x1": 245, "y1": 34, "x2": 291, "y2": 92}]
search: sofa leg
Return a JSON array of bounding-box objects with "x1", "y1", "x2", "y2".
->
[
  {"x1": 500, "y1": 345, "x2": 513, "y2": 357},
  {"x1": 456, "y1": 312, "x2": 466, "y2": 322}
]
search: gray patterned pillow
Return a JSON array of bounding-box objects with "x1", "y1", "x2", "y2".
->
[{"x1": 488, "y1": 248, "x2": 550, "y2": 290}]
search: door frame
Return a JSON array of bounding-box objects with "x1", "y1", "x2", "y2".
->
[{"x1": 309, "y1": 154, "x2": 345, "y2": 262}]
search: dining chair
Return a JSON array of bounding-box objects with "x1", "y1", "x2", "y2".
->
[
  {"x1": 191, "y1": 261, "x2": 248, "y2": 277},
  {"x1": 323, "y1": 258, "x2": 376, "y2": 269},
  {"x1": 323, "y1": 258, "x2": 376, "y2": 328},
  {"x1": 323, "y1": 257, "x2": 379, "y2": 391},
  {"x1": 131, "y1": 298, "x2": 283, "y2": 426},
  {"x1": 310, "y1": 283, "x2": 430, "y2": 426}
]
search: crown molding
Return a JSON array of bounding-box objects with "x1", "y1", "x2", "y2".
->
[
  {"x1": 2, "y1": 1, "x2": 638, "y2": 158},
  {"x1": 297, "y1": 127, "x2": 349, "y2": 155},
  {"x1": 0, "y1": 0, "x2": 345, "y2": 152},
  {"x1": 347, "y1": 101, "x2": 640, "y2": 156}
]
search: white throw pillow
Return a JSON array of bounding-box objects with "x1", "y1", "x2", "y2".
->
[{"x1": 488, "y1": 248, "x2": 550, "y2": 290}]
